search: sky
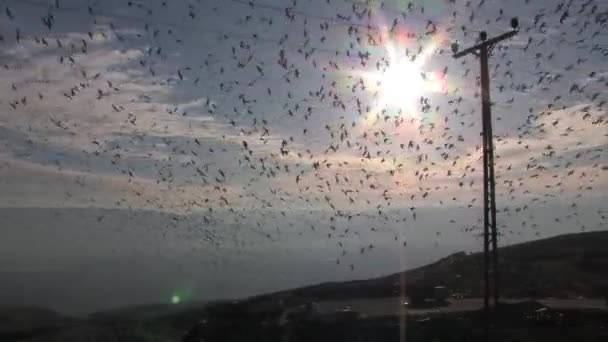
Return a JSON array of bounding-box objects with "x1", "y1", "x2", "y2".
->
[{"x1": 0, "y1": 0, "x2": 606, "y2": 314}]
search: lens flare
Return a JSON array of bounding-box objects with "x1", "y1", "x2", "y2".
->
[
  {"x1": 351, "y1": 25, "x2": 446, "y2": 125},
  {"x1": 379, "y1": 59, "x2": 425, "y2": 111}
]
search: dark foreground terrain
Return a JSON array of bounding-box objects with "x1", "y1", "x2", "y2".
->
[
  {"x1": 183, "y1": 299, "x2": 608, "y2": 342},
  {"x1": 2, "y1": 231, "x2": 608, "y2": 341},
  {"x1": 257, "y1": 230, "x2": 608, "y2": 303}
]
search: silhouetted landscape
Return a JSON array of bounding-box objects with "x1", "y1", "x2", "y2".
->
[
  {"x1": 2, "y1": 232, "x2": 607, "y2": 341},
  {"x1": 259, "y1": 230, "x2": 608, "y2": 302}
]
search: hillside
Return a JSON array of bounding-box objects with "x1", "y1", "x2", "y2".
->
[
  {"x1": 0, "y1": 306, "x2": 79, "y2": 341},
  {"x1": 2, "y1": 231, "x2": 607, "y2": 341},
  {"x1": 253, "y1": 231, "x2": 608, "y2": 303},
  {"x1": 0, "y1": 303, "x2": 212, "y2": 342}
]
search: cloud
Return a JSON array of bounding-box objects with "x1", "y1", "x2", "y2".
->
[
  {"x1": 0, "y1": 20, "x2": 278, "y2": 211},
  {"x1": 0, "y1": 153, "x2": 258, "y2": 212},
  {"x1": 0, "y1": 0, "x2": 605, "y2": 225},
  {"x1": 495, "y1": 103, "x2": 606, "y2": 169}
]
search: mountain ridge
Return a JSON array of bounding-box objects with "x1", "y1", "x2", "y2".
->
[{"x1": 248, "y1": 230, "x2": 608, "y2": 303}]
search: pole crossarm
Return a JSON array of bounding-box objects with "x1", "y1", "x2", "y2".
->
[{"x1": 452, "y1": 30, "x2": 518, "y2": 59}]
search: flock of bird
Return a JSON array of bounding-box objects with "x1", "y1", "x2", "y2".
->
[{"x1": 0, "y1": 0, "x2": 606, "y2": 270}]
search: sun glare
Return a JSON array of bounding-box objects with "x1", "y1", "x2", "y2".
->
[
  {"x1": 352, "y1": 25, "x2": 445, "y2": 124},
  {"x1": 379, "y1": 59, "x2": 425, "y2": 112}
]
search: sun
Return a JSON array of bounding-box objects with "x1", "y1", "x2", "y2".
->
[
  {"x1": 378, "y1": 59, "x2": 426, "y2": 111},
  {"x1": 352, "y1": 26, "x2": 445, "y2": 123}
]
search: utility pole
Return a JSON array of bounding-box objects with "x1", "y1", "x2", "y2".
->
[{"x1": 451, "y1": 18, "x2": 519, "y2": 312}]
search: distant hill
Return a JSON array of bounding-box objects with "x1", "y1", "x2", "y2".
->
[
  {"x1": 0, "y1": 306, "x2": 78, "y2": 340},
  {"x1": 3, "y1": 232, "x2": 608, "y2": 341},
  {"x1": 252, "y1": 231, "x2": 608, "y2": 303},
  {"x1": 0, "y1": 303, "x2": 212, "y2": 342}
]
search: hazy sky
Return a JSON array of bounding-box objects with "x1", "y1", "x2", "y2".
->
[{"x1": 0, "y1": 0, "x2": 606, "y2": 313}]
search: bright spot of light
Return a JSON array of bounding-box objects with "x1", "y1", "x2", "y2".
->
[
  {"x1": 351, "y1": 25, "x2": 447, "y2": 124},
  {"x1": 171, "y1": 294, "x2": 181, "y2": 304},
  {"x1": 379, "y1": 59, "x2": 425, "y2": 112}
]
